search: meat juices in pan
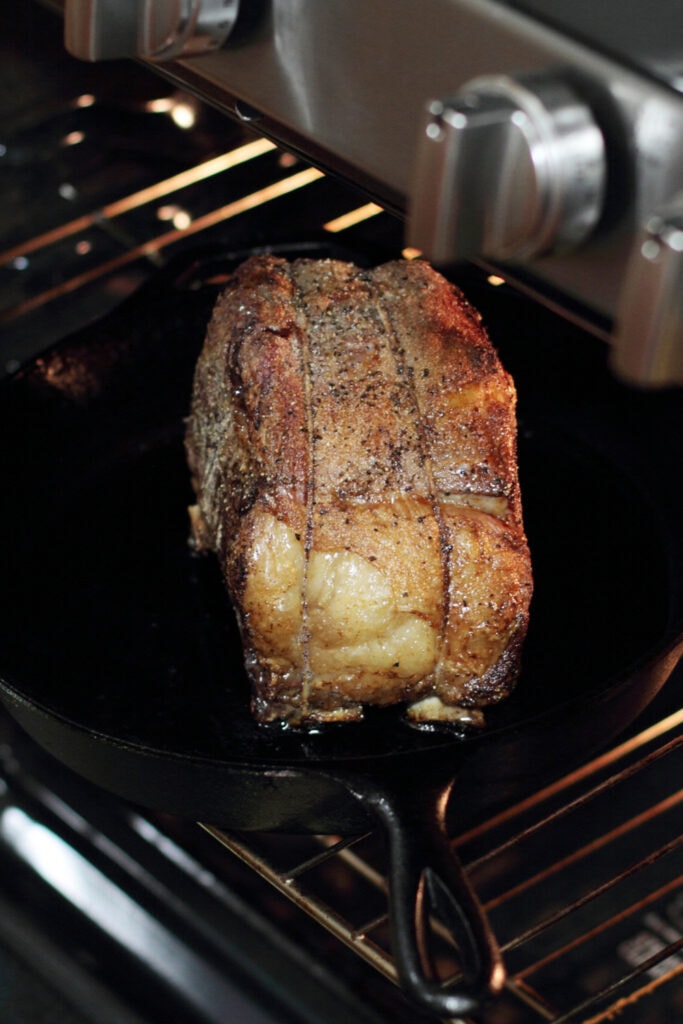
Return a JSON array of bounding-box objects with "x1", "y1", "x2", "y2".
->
[{"x1": 185, "y1": 255, "x2": 533, "y2": 725}]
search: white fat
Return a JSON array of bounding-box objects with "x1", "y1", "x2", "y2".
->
[
  {"x1": 307, "y1": 549, "x2": 393, "y2": 644},
  {"x1": 310, "y1": 614, "x2": 436, "y2": 678},
  {"x1": 407, "y1": 696, "x2": 485, "y2": 727},
  {"x1": 242, "y1": 513, "x2": 436, "y2": 680},
  {"x1": 441, "y1": 493, "x2": 509, "y2": 519},
  {"x1": 241, "y1": 514, "x2": 304, "y2": 656}
]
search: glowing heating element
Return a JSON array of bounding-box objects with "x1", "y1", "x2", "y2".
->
[
  {"x1": 0, "y1": 137, "x2": 277, "y2": 267},
  {"x1": 0, "y1": 162, "x2": 323, "y2": 323},
  {"x1": 323, "y1": 203, "x2": 383, "y2": 233}
]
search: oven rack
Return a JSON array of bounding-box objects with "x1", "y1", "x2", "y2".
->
[
  {"x1": 0, "y1": 112, "x2": 398, "y2": 377},
  {"x1": 201, "y1": 705, "x2": 683, "y2": 1024}
]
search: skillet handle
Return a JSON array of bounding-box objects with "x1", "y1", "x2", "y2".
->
[{"x1": 358, "y1": 773, "x2": 506, "y2": 1018}]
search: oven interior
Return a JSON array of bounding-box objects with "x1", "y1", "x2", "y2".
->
[{"x1": 1, "y1": 4, "x2": 682, "y2": 1023}]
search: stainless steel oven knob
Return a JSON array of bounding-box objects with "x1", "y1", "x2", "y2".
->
[
  {"x1": 140, "y1": 0, "x2": 241, "y2": 60},
  {"x1": 612, "y1": 193, "x2": 683, "y2": 387},
  {"x1": 64, "y1": 0, "x2": 240, "y2": 62},
  {"x1": 408, "y1": 74, "x2": 606, "y2": 264}
]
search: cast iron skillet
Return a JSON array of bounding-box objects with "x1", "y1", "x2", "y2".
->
[{"x1": 1, "y1": 241, "x2": 682, "y2": 1018}]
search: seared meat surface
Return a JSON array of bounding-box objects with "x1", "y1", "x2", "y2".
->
[{"x1": 185, "y1": 255, "x2": 532, "y2": 724}]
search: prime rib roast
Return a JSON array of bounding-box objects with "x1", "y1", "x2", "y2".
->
[{"x1": 185, "y1": 255, "x2": 533, "y2": 725}]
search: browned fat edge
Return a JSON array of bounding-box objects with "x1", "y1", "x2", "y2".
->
[
  {"x1": 286, "y1": 261, "x2": 315, "y2": 719},
  {"x1": 370, "y1": 267, "x2": 452, "y2": 687}
]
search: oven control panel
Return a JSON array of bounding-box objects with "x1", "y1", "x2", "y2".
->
[
  {"x1": 64, "y1": 0, "x2": 240, "y2": 61},
  {"x1": 57, "y1": 0, "x2": 683, "y2": 386}
]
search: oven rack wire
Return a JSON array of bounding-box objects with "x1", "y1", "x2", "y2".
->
[
  {"x1": 0, "y1": 120, "x2": 391, "y2": 377},
  {"x1": 201, "y1": 707, "x2": 683, "y2": 1024}
]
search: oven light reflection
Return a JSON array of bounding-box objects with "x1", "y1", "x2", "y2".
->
[
  {"x1": 0, "y1": 806, "x2": 261, "y2": 1022},
  {"x1": 145, "y1": 98, "x2": 174, "y2": 113},
  {"x1": 129, "y1": 814, "x2": 217, "y2": 888},
  {"x1": 157, "y1": 204, "x2": 192, "y2": 230},
  {"x1": 58, "y1": 183, "x2": 78, "y2": 202},
  {"x1": 62, "y1": 131, "x2": 85, "y2": 147},
  {"x1": 143, "y1": 95, "x2": 198, "y2": 129},
  {"x1": 170, "y1": 102, "x2": 197, "y2": 130}
]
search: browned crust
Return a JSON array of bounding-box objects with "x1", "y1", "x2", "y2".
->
[{"x1": 185, "y1": 255, "x2": 309, "y2": 547}]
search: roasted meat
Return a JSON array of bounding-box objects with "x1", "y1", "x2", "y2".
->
[{"x1": 185, "y1": 255, "x2": 532, "y2": 725}]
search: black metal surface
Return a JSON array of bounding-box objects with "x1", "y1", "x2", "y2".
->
[{"x1": 0, "y1": 244, "x2": 681, "y2": 1015}]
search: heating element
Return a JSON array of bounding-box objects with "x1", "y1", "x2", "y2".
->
[{"x1": 1, "y1": 6, "x2": 682, "y2": 1023}]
